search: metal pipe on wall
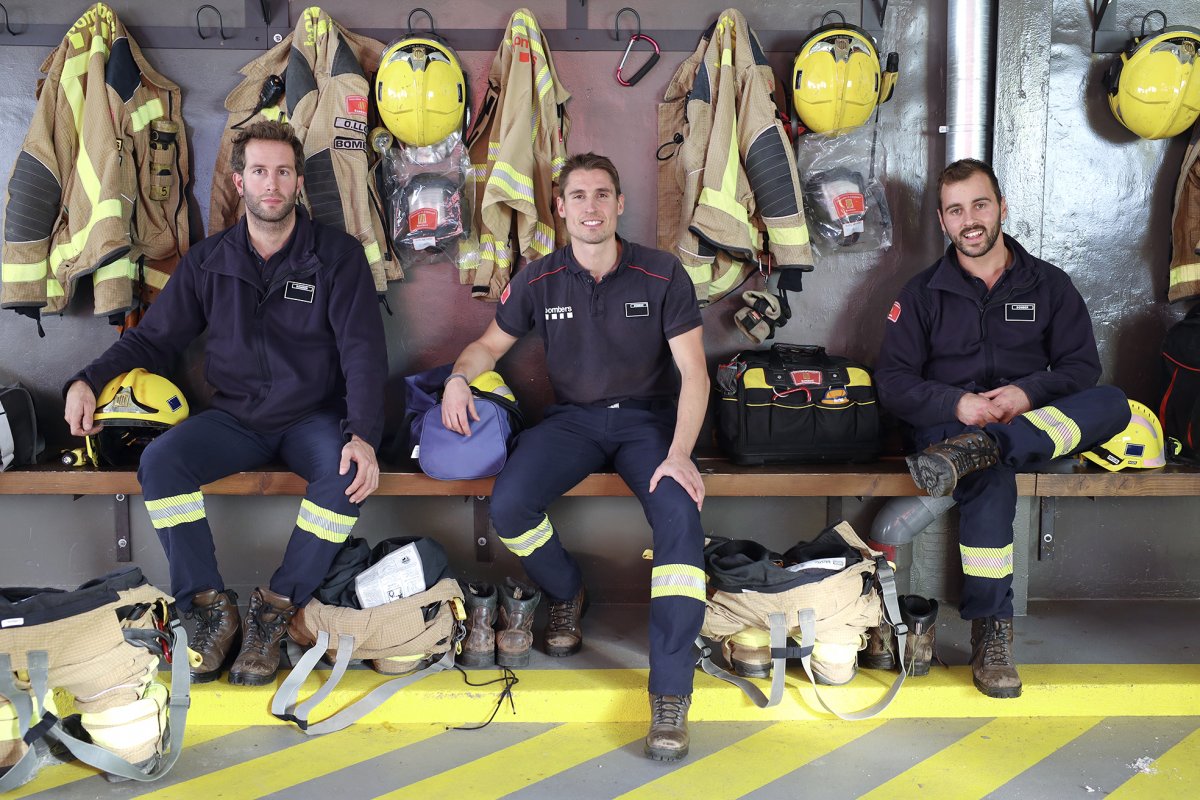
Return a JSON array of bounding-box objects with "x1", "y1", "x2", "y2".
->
[{"x1": 945, "y1": 0, "x2": 998, "y2": 164}]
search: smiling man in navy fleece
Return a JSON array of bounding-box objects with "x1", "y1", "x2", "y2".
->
[{"x1": 875, "y1": 158, "x2": 1129, "y2": 699}]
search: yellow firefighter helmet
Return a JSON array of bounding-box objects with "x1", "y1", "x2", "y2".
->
[
  {"x1": 1105, "y1": 22, "x2": 1200, "y2": 140},
  {"x1": 1081, "y1": 400, "x2": 1166, "y2": 471},
  {"x1": 792, "y1": 14, "x2": 899, "y2": 134},
  {"x1": 376, "y1": 36, "x2": 466, "y2": 147},
  {"x1": 88, "y1": 369, "x2": 188, "y2": 467}
]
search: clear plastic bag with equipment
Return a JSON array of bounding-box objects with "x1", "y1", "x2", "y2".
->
[
  {"x1": 795, "y1": 126, "x2": 892, "y2": 257},
  {"x1": 374, "y1": 129, "x2": 475, "y2": 270}
]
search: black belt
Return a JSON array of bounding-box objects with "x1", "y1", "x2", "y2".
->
[{"x1": 591, "y1": 397, "x2": 675, "y2": 411}]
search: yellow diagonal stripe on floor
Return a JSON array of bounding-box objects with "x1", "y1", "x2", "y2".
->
[
  {"x1": 5, "y1": 724, "x2": 241, "y2": 799},
  {"x1": 139, "y1": 724, "x2": 444, "y2": 799},
  {"x1": 1107, "y1": 726, "x2": 1200, "y2": 798},
  {"x1": 376, "y1": 722, "x2": 645, "y2": 799},
  {"x1": 616, "y1": 719, "x2": 884, "y2": 800},
  {"x1": 859, "y1": 717, "x2": 1102, "y2": 799}
]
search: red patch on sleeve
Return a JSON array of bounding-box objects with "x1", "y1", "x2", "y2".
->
[
  {"x1": 500, "y1": 284, "x2": 511, "y2": 304},
  {"x1": 346, "y1": 95, "x2": 368, "y2": 116},
  {"x1": 887, "y1": 301, "x2": 902, "y2": 323}
]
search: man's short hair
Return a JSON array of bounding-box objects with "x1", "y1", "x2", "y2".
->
[
  {"x1": 937, "y1": 158, "x2": 1001, "y2": 208},
  {"x1": 230, "y1": 120, "x2": 305, "y2": 177},
  {"x1": 558, "y1": 153, "x2": 622, "y2": 196}
]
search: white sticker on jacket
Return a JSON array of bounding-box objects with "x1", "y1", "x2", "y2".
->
[
  {"x1": 284, "y1": 281, "x2": 315, "y2": 304},
  {"x1": 625, "y1": 301, "x2": 649, "y2": 318},
  {"x1": 1005, "y1": 303, "x2": 1036, "y2": 322}
]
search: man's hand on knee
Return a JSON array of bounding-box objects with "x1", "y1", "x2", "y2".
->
[
  {"x1": 955, "y1": 393, "x2": 1005, "y2": 428},
  {"x1": 980, "y1": 385, "x2": 1031, "y2": 424},
  {"x1": 340, "y1": 435, "x2": 379, "y2": 503},
  {"x1": 65, "y1": 380, "x2": 102, "y2": 437},
  {"x1": 649, "y1": 452, "x2": 705, "y2": 511}
]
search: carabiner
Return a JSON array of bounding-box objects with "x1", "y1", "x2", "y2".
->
[{"x1": 616, "y1": 34, "x2": 660, "y2": 87}]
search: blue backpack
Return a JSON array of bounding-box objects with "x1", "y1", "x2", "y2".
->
[{"x1": 402, "y1": 366, "x2": 523, "y2": 480}]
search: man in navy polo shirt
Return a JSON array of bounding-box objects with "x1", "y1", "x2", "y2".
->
[
  {"x1": 875, "y1": 159, "x2": 1129, "y2": 698},
  {"x1": 442, "y1": 153, "x2": 708, "y2": 762}
]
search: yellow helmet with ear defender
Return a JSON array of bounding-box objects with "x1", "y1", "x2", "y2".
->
[
  {"x1": 792, "y1": 13, "x2": 899, "y2": 134},
  {"x1": 376, "y1": 36, "x2": 466, "y2": 147},
  {"x1": 1081, "y1": 400, "x2": 1165, "y2": 471},
  {"x1": 1104, "y1": 22, "x2": 1200, "y2": 140}
]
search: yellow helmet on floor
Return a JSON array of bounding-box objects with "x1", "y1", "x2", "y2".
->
[
  {"x1": 88, "y1": 369, "x2": 188, "y2": 467},
  {"x1": 1105, "y1": 22, "x2": 1200, "y2": 140},
  {"x1": 376, "y1": 36, "x2": 466, "y2": 147},
  {"x1": 792, "y1": 14, "x2": 898, "y2": 134},
  {"x1": 1081, "y1": 400, "x2": 1166, "y2": 471}
]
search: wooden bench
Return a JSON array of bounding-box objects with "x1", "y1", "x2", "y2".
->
[{"x1": 2, "y1": 460, "x2": 1197, "y2": 563}]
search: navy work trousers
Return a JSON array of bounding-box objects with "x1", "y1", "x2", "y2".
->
[
  {"x1": 489, "y1": 403, "x2": 706, "y2": 697},
  {"x1": 137, "y1": 409, "x2": 358, "y2": 612},
  {"x1": 914, "y1": 385, "x2": 1130, "y2": 620}
]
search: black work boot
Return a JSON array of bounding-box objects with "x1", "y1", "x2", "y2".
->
[
  {"x1": 544, "y1": 585, "x2": 587, "y2": 658},
  {"x1": 460, "y1": 582, "x2": 498, "y2": 668},
  {"x1": 906, "y1": 431, "x2": 1000, "y2": 497},
  {"x1": 228, "y1": 587, "x2": 297, "y2": 686},
  {"x1": 496, "y1": 578, "x2": 541, "y2": 668},
  {"x1": 899, "y1": 595, "x2": 939, "y2": 677},
  {"x1": 188, "y1": 589, "x2": 240, "y2": 683},
  {"x1": 970, "y1": 616, "x2": 1023, "y2": 698},
  {"x1": 644, "y1": 693, "x2": 691, "y2": 761}
]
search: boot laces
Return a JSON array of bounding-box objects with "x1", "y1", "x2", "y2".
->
[
  {"x1": 548, "y1": 597, "x2": 579, "y2": 632},
  {"x1": 942, "y1": 435, "x2": 996, "y2": 473},
  {"x1": 651, "y1": 695, "x2": 687, "y2": 728},
  {"x1": 979, "y1": 621, "x2": 1013, "y2": 667},
  {"x1": 243, "y1": 600, "x2": 290, "y2": 654},
  {"x1": 189, "y1": 603, "x2": 225, "y2": 652}
]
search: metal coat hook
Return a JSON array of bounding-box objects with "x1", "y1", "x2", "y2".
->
[
  {"x1": 614, "y1": 7, "x2": 640, "y2": 40},
  {"x1": 821, "y1": 10, "x2": 848, "y2": 27},
  {"x1": 0, "y1": 3, "x2": 16, "y2": 36},
  {"x1": 407, "y1": 8, "x2": 436, "y2": 35},
  {"x1": 196, "y1": 5, "x2": 228, "y2": 41},
  {"x1": 1140, "y1": 9, "x2": 1167, "y2": 37}
]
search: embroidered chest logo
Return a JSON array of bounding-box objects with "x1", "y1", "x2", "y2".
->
[
  {"x1": 285, "y1": 281, "x2": 315, "y2": 304},
  {"x1": 544, "y1": 305, "x2": 573, "y2": 321},
  {"x1": 625, "y1": 301, "x2": 649, "y2": 318},
  {"x1": 1005, "y1": 303, "x2": 1036, "y2": 322}
]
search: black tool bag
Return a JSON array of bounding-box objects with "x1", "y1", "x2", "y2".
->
[
  {"x1": 1161, "y1": 303, "x2": 1200, "y2": 459},
  {"x1": 715, "y1": 344, "x2": 880, "y2": 465},
  {"x1": 0, "y1": 383, "x2": 42, "y2": 471}
]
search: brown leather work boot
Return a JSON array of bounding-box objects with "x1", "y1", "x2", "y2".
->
[
  {"x1": 899, "y1": 595, "x2": 939, "y2": 677},
  {"x1": 644, "y1": 693, "x2": 691, "y2": 761},
  {"x1": 496, "y1": 578, "x2": 541, "y2": 668},
  {"x1": 906, "y1": 431, "x2": 1000, "y2": 497},
  {"x1": 859, "y1": 623, "x2": 897, "y2": 671},
  {"x1": 228, "y1": 587, "x2": 297, "y2": 686},
  {"x1": 544, "y1": 585, "x2": 587, "y2": 658},
  {"x1": 459, "y1": 582, "x2": 498, "y2": 668},
  {"x1": 188, "y1": 589, "x2": 240, "y2": 683},
  {"x1": 970, "y1": 616, "x2": 1023, "y2": 698}
]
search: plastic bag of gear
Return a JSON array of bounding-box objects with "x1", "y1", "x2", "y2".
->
[{"x1": 795, "y1": 127, "x2": 892, "y2": 258}]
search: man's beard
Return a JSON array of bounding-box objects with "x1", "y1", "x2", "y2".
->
[
  {"x1": 245, "y1": 191, "x2": 299, "y2": 225},
  {"x1": 953, "y1": 221, "x2": 1001, "y2": 258}
]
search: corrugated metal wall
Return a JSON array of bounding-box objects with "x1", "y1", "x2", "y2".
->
[{"x1": 0, "y1": 0, "x2": 1197, "y2": 603}]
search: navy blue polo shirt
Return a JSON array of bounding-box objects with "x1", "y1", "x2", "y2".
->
[{"x1": 495, "y1": 238, "x2": 702, "y2": 406}]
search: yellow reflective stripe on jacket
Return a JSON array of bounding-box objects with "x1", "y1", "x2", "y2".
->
[
  {"x1": 295, "y1": 499, "x2": 356, "y2": 543},
  {"x1": 551, "y1": 155, "x2": 565, "y2": 181},
  {"x1": 145, "y1": 492, "x2": 206, "y2": 529},
  {"x1": 363, "y1": 241, "x2": 381, "y2": 266},
  {"x1": 650, "y1": 564, "x2": 706, "y2": 601},
  {"x1": 697, "y1": 134, "x2": 758, "y2": 245},
  {"x1": 142, "y1": 264, "x2": 171, "y2": 290},
  {"x1": 1, "y1": 259, "x2": 49, "y2": 284},
  {"x1": 1170, "y1": 261, "x2": 1200, "y2": 293},
  {"x1": 490, "y1": 162, "x2": 536, "y2": 204},
  {"x1": 94, "y1": 257, "x2": 137, "y2": 283},
  {"x1": 531, "y1": 221, "x2": 555, "y2": 257},
  {"x1": 500, "y1": 515, "x2": 555, "y2": 557},
  {"x1": 61, "y1": 37, "x2": 112, "y2": 131},
  {"x1": 763, "y1": 220, "x2": 811, "y2": 247},
  {"x1": 48, "y1": 198, "x2": 125, "y2": 275},
  {"x1": 1020, "y1": 406, "x2": 1082, "y2": 458},
  {"x1": 129, "y1": 99, "x2": 165, "y2": 133},
  {"x1": 960, "y1": 543, "x2": 1013, "y2": 579},
  {"x1": 709, "y1": 260, "x2": 745, "y2": 296}
]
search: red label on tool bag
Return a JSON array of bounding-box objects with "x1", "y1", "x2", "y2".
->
[{"x1": 791, "y1": 370, "x2": 823, "y2": 385}]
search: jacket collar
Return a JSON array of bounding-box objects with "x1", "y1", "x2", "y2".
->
[
  {"x1": 928, "y1": 233, "x2": 1039, "y2": 300},
  {"x1": 566, "y1": 235, "x2": 632, "y2": 280},
  {"x1": 202, "y1": 206, "x2": 322, "y2": 282}
]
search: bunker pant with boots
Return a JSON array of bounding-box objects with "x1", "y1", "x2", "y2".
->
[
  {"x1": 970, "y1": 616, "x2": 1022, "y2": 698},
  {"x1": 645, "y1": 693, "x2": 691, "y2": 761},
  {"x1": 229, "y1": 587, "x2": 297, "y2": 686},
  {"x1": 460, "y1": 582, "x2": 498, "y2": 668},
  {"x1": 188, "y1": 589, "x2": 240, "y2": 683},
  {"x1": 907, "y1": 431, "x2": 1000, "y2": 497},
  {"x1": 496, "y1": 578, "x2": 541, "y2": 668}
]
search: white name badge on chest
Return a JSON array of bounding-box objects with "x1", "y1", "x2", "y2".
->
[
  {"x1": 625, "y1": 301, "x2": 649, "y2": 318},
  {"x1": 1005, "y1": 302, "x2": 1035, "y2": 322},
  {"x1": 285, "y1": 281, "x2": 315, "y2": 304}
]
